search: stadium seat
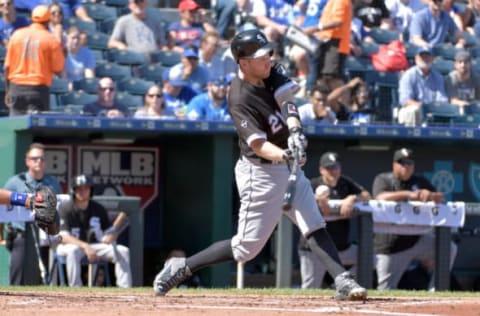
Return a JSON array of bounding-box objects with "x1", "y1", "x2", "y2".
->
[
  {"x1": 0, "y1": 45, "x2": 6, "y2": 63},
  {"x1": 84, "y1": 3, "x2": 117, "y2": 23},
  {"x1": 432, "y1": 43, "x2": 461, "y2": 60},
  {"x1": 117, "y1": 77, "x2": 155, "y2": 96},
  {"x1": 99, "y1": 18, "x2": 115, "y2": 34},
  {"x1": 404, "y1": 42, "x2": 419, "y2": 63},
  {"x1": 104, "y1": 0, "x2": 130, "y2": 16},
  {"x1": 360, "y1": 42, "x2": 379, "y2": 58},
  {"x1": 65, "y1": 17, "x2": 97, "y2": 34},
  {"x1": 86, "y1": 31, "x2": 110, "y2": 51},
  {"x1": 422, "y1": 102, "x2": 461, "y2": 125},
  {"x1": 369, "y1": 28, "x2": 400, "y2": 44},
  {"x1": 432, "y1": 57, "x2": 454, "y2": 76},
  {"x1": 59, "y1": 91, "x2": 98, "y2": 107},
  {"x1": 108, "y1": 50, "x2": 148, "y2": 67},
  {"x1": 150, "y1": 50, "x2": 182, "y2": 67},
  {"x1": 344, "y1": 55, "x2": 372, "y2": 80},
  {"x1": 96, "y1": 62, "x2": 131, "y2": 81},
  {"x1": 115, "y1": 91, "x2": 143, "y2": 109},
  {"x1": 50, "y1": 78, "x2": 71, "y2": 110},
  {"x1": 138, "y1": 62, "x2": 168, "y2": 83},
  {"x1": 462, "y1": 31, "x2": 480, "y2": 47},
  {"x1": 73, "y1": 77, "x2": 100, "y2": 94}
]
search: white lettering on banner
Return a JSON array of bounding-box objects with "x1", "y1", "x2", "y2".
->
[
  {"x1": 324, "y1": 200, "x2": 465, "y2": 229},
  {"x1": 78, "y1": 146, "x2": 159, "y2": 210}
]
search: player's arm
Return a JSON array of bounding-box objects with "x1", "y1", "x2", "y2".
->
[
  {"x1": 60, "y1": 232, "x2": 98, "y2": 262},
  {"x1": 250, "y1": 138, "x2": 286, "y2": 163}
]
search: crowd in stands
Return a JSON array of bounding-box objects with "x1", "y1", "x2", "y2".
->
[{"x1": 2, "y1": 0, "x2": 480, "y2": 126}]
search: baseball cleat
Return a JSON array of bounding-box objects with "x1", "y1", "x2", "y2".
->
[
  {"x1": 153, "y1": 257, "x2": 192, "y2": 296},
  {"x1": 334, "y1": 271, "x2": 367, "y2": 301}
]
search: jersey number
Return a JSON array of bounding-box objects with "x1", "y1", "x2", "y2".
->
[
  {"x1": 21, "y1": 37, "x2": 40, "y2": 61},
  {"x1": 269, "y1": 111, "x2": 285, "y2": 134}
]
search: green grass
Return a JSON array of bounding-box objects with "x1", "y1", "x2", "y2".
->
[{"x1": 1, "y1": 286, "x2": 480, "y2": 298}]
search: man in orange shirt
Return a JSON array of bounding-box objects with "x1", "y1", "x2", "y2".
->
[
  {"x1": 306, "y1": 0, "x2": 352, "y2": 94},
  {"x1": 4, "y1": 5, "x2": 64, "y2": 115}
]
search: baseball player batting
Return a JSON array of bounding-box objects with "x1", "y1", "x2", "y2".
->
[{"x1": 153, "y1": 29, "x2": 367, "y2": 300}]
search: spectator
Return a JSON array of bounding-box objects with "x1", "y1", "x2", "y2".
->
[
  {"x1": 3, "y1": 142, "x2": 62, "y2": 285},
  {"x1": 199, "y1": 31, "x2": 231, "y2": 81},
  {"x1": 298, "y1": 85, "x2": 337, "y2": 124},
  {"x1": 409, "y1": 0, "x2": 466, "y2": 49},
  {"x1": 386, "y1": 0, "x2": 426, "y2": 41},
  {"x1": 308, "y1": 0, "x2": 353, "y2": 93},
  {"x1": 168, "y1": 0, "x2": 216, "y2": 53},
  {"x1": 64, "y1": 26, "x2": 95, "y2": 84},
  {"x1": 212, "y1": 0, "x2": 236, "y2": 41},
  {"x1": 329, "y1": 77, "x2": 374, "y2": 124},
  {"x1": 233, "y1": 0, "x2": 256, "y2": 33},
  {"x1": 464, "y1": 0, "x2": 480, "y2": 36},
  {"x1": 354, "y1": 0, "x2": 394, "y2": 30},
  {"x1": 14, "y1": 0, "x2": 93, "y2": 22},
  {"x1": 57, "y1": 174, "x2": 132, "y2": 288},
  {"x1": 442, "y1": 0, "x2": 467, "y2": 32},
  {"x1": 161, "y1": 67, "x2": 198, "y2": 119},
  {"x1": 186, "y1": 76, "x2": 230, "y2": 121},
  {"x1": 445, "y1": 50, "x2": 480, "y2": 113},
  {"x1": 48, "y1": 2, "x2": 65, "y2": 46},
  {"x1": 397, "y1": 47, "x2": 448, "y2": 126},
  {"x1": 251, "y1": 0, "x2": 295, "y2": 44},
  {"x1": 4, "y1": 5, "x2": 65, "y2": 115},
  {"x1": 372, "y1": 148, "x2": 457, "y2": 290},
  {"x1": 0, "y1": 0, "x2": 29, "y2": 47},
  {"x1": 134, "y1": 84, "x2": 173, "y2": 119},
  {"x1": 108, "y1": 0, "x2": 166, "y2": 56},
  {"x1": 298, "y1": 152, "x2": 371, "y2": 288},
  {"x1": 170, "y1": 45, "x2": 211, "y2": 94},
  {"x1": 83, "y1": 77, "x2": 130, "y2": 118}
]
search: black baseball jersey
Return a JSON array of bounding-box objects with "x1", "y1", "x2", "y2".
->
[
  {"x1": 299, "y1": 175, "x2": 366, "y2": 251},
  {"x1": 59, "y1": 200, "x2": 111, "y2": 242},
  {"x1": 228, "y1": 77, "x2": 289, "y2": 158},
  {"x1": 372, "y1": 171, "x2": 437, "y2": 254}
]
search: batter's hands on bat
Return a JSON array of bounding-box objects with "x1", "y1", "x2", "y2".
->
[{"x1": 287, "y1": 127, "x2": 307, "y2": 166}]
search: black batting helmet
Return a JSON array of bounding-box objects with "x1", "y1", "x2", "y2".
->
[
  {"x1": 230, "y1": 29, "x2": 276, "y2": 62},
  {"x1": 70, "y1": 174, "x2": 94, "y2": 197}
]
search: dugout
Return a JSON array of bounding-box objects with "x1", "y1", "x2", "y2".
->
[{"x1": 0, "y1": 115, "x2": 478, "y2": 289}]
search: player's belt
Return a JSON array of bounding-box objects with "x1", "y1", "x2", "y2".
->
[{"x1": 242, "y1": 156, "x2": 283, "y2": 165}]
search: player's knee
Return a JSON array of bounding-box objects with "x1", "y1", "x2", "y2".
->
[{"x1": 232, "y1": 245, "x2": 259, "y2": 263}]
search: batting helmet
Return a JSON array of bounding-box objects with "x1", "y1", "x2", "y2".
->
[
  {"x1": 70, "y1": 174, "x2": 94, "y2": 197},
  {"x1": 230, "y1": 29, "x2": 276, "y2": 62}
]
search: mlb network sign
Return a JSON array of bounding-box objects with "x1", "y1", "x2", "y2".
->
[{"x1": 77, "y1": 146, "x2": 159, "y2": 209}]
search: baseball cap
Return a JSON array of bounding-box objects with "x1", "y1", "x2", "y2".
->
[
  {"x1": 455, "y1": 50, "x2": 471, "y2": 62},
  {"x1": 31, "y1": 5, "x2": 51, "y2": 23},
  {"x1": 183, "y1": 46, "x2": 199, "y2": 59},
  {"x1": 210, "y1": 76, "x2": 227, "y2": 87},
  {"x1": 178, "y1": 0, "x2": 200, "y2": 11},
  {"x1": 416, "y1": 46, "x2": 432, "y2": 56},
  {"x1": 162, "y1": 67, "x2": 187, "y2": 87},
  {"x1": 320, "y1": 152, "x2": 340, "y2": 168},
  {"x1": 393, "y1": 148, "x2": 414, "y2": 162}
]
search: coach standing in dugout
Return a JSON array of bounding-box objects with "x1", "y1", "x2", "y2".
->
[{"x1": 4, "y1": 5, "x2": 64, "y2": 115}]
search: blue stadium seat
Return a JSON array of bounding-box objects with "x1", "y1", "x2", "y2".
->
[
  {"x1": 404, "y1": 42, "x2": 420, "y2": 63},
  {"x1": 150, "y1": 50, "x2": 182, "y2": 66},
  {"x1": 360, "y1": 42, "x2": 379, "y2": 58},
  {"x1": 108, "y1": 49, "x2": 148, "y2": 67},
  {"x1": 369, "y1": 28, "x2": 400, "y2": 44},
  {"x1": 73, "y1": 77, "x2": 100, "y2": 94},
  {"x1": 86, "y1": 31, "x2": 110, "y2": 51},
  {"x1": 99, "y1": 18, "x2": 115, "y2": 34},
  {"x1": 155, "y1": 7, "x2": 180, "y2": 25},
  {"x1": 344, "y1": 55, "x2": 373, "y2": 80},
  {"x1": 50, "y1": 78, "x2": 71, "y2": 110},
  {"x1": 104, "y1": 0, "x2": 130, "y2": 16},
  {"x1": 432, "y1": 43, "x2": 462, "y2": 60},
  {"x1": 96, "y1": 62, "x2": 131, "y2": 81},
  {"x1": 0, "y1": 45, "x2": 7, "y2": 63},
  {"x1": 117, "y1": 77, "x2": 155, "y2": 96},
  {"x1": 65, "y1": 17, "x2": 97, "y2": 34},
  {"x1": 432, "y1": 57, "x2": 454, "y2": 76},
  {"x1": 422, "y1": 102, "x2": 461, "y2": 125},
  {"x1": 59, "y1": 91, "x2": 98, "y2": 107},
  {"x1": 115, "y1": 91, "x2": 143, "y2": 109},
  {"x1": 84, "y1": 3, "x2": 117, "y2": 23},
  {"x1": 463, "y1": 31, "x2": 480, "y2": 47},
  {"x1": 137, "y1": 62, "x2": 167, "y2": 83}
]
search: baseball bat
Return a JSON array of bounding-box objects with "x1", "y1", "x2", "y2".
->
[
  {"x1": 282, "y1": 153, "x2": 299, "y2": 211},
  {"x1": 112, "y1": 211, "x2": 128, "y2": 232}
]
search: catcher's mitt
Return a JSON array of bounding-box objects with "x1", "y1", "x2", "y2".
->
[{"x1": 31, "y1": 186, "x2": 58, "y2": 235}]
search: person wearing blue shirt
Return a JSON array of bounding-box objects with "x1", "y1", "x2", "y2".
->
[
  {"x1": 0, "y1": 0, "x2": 29, "y2": 46},
  {"x1": 409, "y1": 0, "x2": 466, "y2": 48},
  {"x1": 397, "y1": 47, "x2": 448, "y2": 126},
  {"x1": 170, "y1": 45, "x2": 211, "y2": 94},
  {"x1": 186, "y1": 77, "x2": 230, "y2": 121},
  {"x1": 65, "y1": 26, "x2": 95, "y2": 83},
  {"x1": 14, "y1": 0, "x2": 93, "y2": 22},
  {"x1": 161, "y1": 67, "x2": 198, "y2": 119}
]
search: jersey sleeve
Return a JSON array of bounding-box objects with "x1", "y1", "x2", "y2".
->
[{"x1": 229, "y1": 100, "x2": 267, "y2": 146}]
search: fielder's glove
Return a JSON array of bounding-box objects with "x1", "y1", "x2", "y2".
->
[{"x1": 31, "y1": 186, "x2": 59, "y2": 235}]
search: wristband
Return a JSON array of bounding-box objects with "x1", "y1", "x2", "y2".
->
[
  {"x1": 281, "y1": 101, "x2": 301, "y2": 121},
  {"x1": 10, "y1": 192, "x2": 28, "y2": 207}
]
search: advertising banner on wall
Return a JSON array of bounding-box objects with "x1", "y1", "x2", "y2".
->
[
  {"x1": 76, "y1": 146, "x2": 159, "y2": 210},
  {"x1": 44, "y1": 145, "x2": 73, "y2": 193}
]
